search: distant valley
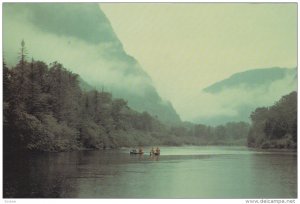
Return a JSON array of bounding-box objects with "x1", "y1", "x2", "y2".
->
[{"x1": 196, "y1": 67, "x2": 297, "y2": 125}]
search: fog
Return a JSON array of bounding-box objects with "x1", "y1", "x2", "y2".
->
[
  {"x1": 185, "y1": 71, "x2": 297, "y2": 124},
  {"x1": 3, "y1": 3, "x2": 153, "y2": 97},
  {"x1": 101, "y1": 3, "x2": 297, "y2": 122},
  {"x1": 3, "y1": 3, "x2": 297, "y2": 124}
]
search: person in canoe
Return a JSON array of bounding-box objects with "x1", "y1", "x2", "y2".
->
[
  {"x1": 156, "y1": 147, "x2": 160, "y2": 155},
  {"x1": 150, "y1": 147, "x2": 155, "y2": 155},
  {"x1": 130, "y1": 147, "x2": 144, "y2": 154},
  {"x1": 150, "y1": 147, "x2": 160, "y2": 156},
  {"x1": 130, "y1": 148, "x2": 137, "y2": 154}
]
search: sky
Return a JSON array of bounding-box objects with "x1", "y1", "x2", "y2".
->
[{"x1": 101, "y1": 3, "x2": 297, "y2": 121}]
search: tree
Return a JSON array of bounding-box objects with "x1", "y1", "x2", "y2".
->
[
  {"x1": 18, "y1": 39, "x2": 27, "y2": 68},
  {"x1": 247, "y1": 91, "x2": 297, "y2": 148}
]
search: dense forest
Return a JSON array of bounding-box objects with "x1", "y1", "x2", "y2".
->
[
  {"x1": 3, "y1": 42, "x2": 251, "y2": 153},
  {"x1": 247, "y1": 91, "x2": 297, "y2": 149}
]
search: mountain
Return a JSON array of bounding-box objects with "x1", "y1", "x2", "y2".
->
[
  {"x1": 3, "y1": 3, "x2": 181, "y2": 124},
  {"x1": 196, "y1": 67, "x2": 297, "y2": 125},
  {"x1": 203, "y1": 67, "x2": 297, "y2": 93}
]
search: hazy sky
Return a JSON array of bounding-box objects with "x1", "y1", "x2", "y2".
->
[{"x1": 101, "y1": 3, "x2": 297, "y2": 120}]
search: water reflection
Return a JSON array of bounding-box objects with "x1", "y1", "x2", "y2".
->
[
  {"x1": 4, "y1": 152, "x2": 78, "y2": 197},
  {"x1": 250, "y1": 154, "x2": 297, "y2": 197},
  {"x1": 3, "y1": 146, "x2": 297, "y2": 198}
]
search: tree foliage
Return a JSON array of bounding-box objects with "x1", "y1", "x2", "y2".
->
[
  {"x1": 247, "y1": 91, "x2": 297, "y2": 149},
  {"x1": 4, "y1": 41, "x2": 253, "y2": 153}
]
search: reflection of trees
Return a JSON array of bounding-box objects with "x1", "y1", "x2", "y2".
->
[
  {"x1": 250, "y1": 153, "x2": 297, "y2": 198},
  {"x1": 3, "y1": 152, "x2": 78, "y2": 198},
  {"x1": 4, "y1": 150, "x2": 164, "y2": 198}
]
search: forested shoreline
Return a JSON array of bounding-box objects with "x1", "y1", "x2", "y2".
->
[
  {"x1": 247, "y1": 91, "x2": 297, "y2": 149},
  {"x1": 3, "y1": 58, "x2": 250, "y2": 152},
  {"x1": 3, "y1": 42, "x2": 252, "y2": 153},
  {"x1": 3, "y1": 42, "x2": 297, "y2": 153}
]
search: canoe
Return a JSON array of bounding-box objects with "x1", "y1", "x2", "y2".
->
[
  {"x1": 130, "y1": 150, "x2": 144, "y2": 154},
  {"x1": 150, "y1": 152, "x2": 160, "y2": 156}
]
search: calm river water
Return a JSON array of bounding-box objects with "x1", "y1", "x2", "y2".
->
[{"x1": 3, "y1": 146, "x2": 297, "y2": 198}]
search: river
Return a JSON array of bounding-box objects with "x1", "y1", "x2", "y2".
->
[{"x1": 3, "y1": 146, "x2": 297, "y2": 198}]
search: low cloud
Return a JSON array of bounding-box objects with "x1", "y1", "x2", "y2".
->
[
  {"x1": 3, "y1": 4, "x2": 297, "y2": 124},
  {"x1": 3, "y1": 4, "x2": 153, "y2": 97},
  {"x1": 178, "y1": 72, "x2": 297, "y2": 123}
]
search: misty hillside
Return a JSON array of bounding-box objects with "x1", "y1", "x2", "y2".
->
[
  {"x1": 3, "y1": 56, "x2": 251, "y2": 152},
  {"x1": 203, "y1": 67, "x2": 296, "y2": 93},
  {"x1": 195, "y1": 67, "x2": 297, "y2": 125},
  {"x1": 3, "y1": 3, "x2": 180, "y2": 124}
]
